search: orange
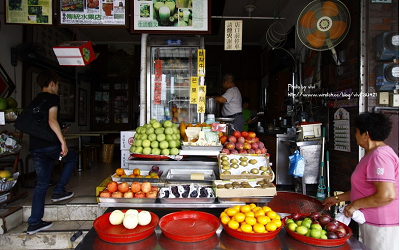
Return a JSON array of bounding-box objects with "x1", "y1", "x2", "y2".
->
[
  {"x1": 245, "y1": 211, "x2": 255, "y2": 218},
  {"x1": 267, "y1": 210, "x2": 278, "y2": 220},
  {"x1": 253, "y1": 223, "x2": 266, "y2": 233},
  {"x1": 240, "y1": 205, "x2": 251, "y2": 213},
  {"x1": 220, "y1": 212, "x2": 228, "y2": 218},
  {"x1": 257, "y1": 215, "x2": 271, "y2": 225},
  {"x1": 262, "y1": 206, "x2": 272, "y2": 213},
  {"x1": 245, "y1": 216, "x2": 257, "y2": 226},
  {"x1": 249, "y1": 203, "x2": 257, "y2": 209},
  {"x1": 234, "y1": 212, "x2": 246, "y2": 223},
  {"x1": 254, "y1": 209, "x2": 266, "y2": 218},
  {"x1": 220, "y1": 215, "x2": 230, "y2": 225},
  {"x1": 272, "y1": 218, "x2": 282, "y2": 228},
  {"x1": 226, "y1": 208, "x2": 238, "y2": 217},
  {"x1": 266, "y1": 222, "x2": 277, "y2": 232},
  {"x1": 228, "y1": 220, "x2": 239, "y2": 230},
  {"x1": 232, "y1": 205, "x2": 241, "y2": 212},
  {"x1": 252, "y1": 206, "x2": 262, "y2": 213},
  {"x1": 240, "y1": 224, "x2": 253, "y2": 233}
]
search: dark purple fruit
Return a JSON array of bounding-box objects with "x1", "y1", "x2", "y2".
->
[
  {"x1": 309, "y1": 212, "x2": 321, "y2": 221},
  {"x1": 325, "y1": 222, "x2": 338, "y2": 232},
  {"x1": 152, "y1": 165, "x2": 159, "y2": 171},
  {"x1": 318, "y1": 215, "x2": 331, "y2": 226},
  {"x1": 327, "y1": 232, "x2": 338, "y2": 239},
  {"x1": 291, "y1": 212, "x2": 301, "y2": 221}
]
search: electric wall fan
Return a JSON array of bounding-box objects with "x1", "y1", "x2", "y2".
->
[{"x1": 296, "y1": 0, "x2": 350, "y2": 65}]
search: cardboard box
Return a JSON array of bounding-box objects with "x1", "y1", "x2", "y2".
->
[
  {"x1": 120, "y1": 130, "x2": 136, "y2": 150},
  {"x1": 96, "y1": 176, "x2": 112, "y2": 202},
  {"x1": 218, "y1": 153, "x2": 273, "y2": 181},
  {"x1": 120, "y1": 149, "x2": 131, "y2": 168},
  {"x1": 53, "y1": 41, "x2": 98, "y2": 66},
  {"x1": 213, "y1": 178, "x2": 276, "y2": 197}
]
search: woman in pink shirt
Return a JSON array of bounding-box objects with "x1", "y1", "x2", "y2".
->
[{"x1": 322, "y1": 112, "x2": 398, "y2": 250}]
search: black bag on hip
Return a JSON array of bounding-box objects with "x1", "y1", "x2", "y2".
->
[{"x1": 14, "y1": 99, "x2": 58, "y2": 143}]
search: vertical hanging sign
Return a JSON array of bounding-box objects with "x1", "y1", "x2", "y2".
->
[
  {"x1": 197, "y1": 49, "x2": 206, "y2": 76},
  {"x1": 190, "y1": 77, "x2": 199, "y2": 104},
  {"x1": 154, "y1": 60, "x2": 162, "y2": 104},
  {"x1": 197, "y1": 85, "x2": 206, "y2": 113},
  {"x1": 224, "y1": 20, "x2": 243, "y2": 51}
]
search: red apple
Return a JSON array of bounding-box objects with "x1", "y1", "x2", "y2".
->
[
  {"x1": 241, "y1": 131, "x2": 249, "y2": 137},
  {"x1": 326, "y1": 222, "x2": 338, "y2": 232},
  {"x1": 111, "y1": 191, "x2": 123, "y2": 198},
  {"x1": 235, "y1": 142, "x2": 244, "y2": 150},
  {"x1": 254, "y1": 148, "x2": 262, "y2": 154},
  {"x1": 133, "y1": 168, "x2": 141, "y2": 176},
  {"x1": 123, "y1": 191, "x2": 134, "y2": 198},
  {"x1": 335, "y1": 230, "x2": 346, "y2": 238},
  {"x1": 131, "y1": 181, "x2": 141, "y2": 193},
  {"x1": 225, "y1": 142, "x2": 235, "y2": 150},
  {"x1": 257, "y1": 141, "x2": 265, "y2": 149},
  {"x1": 228, "y1": 136, "x2": 237, "y2": 143},
  {"x1": 107, "y1": 181, "x2": 118, "y2": 193},
  {"x1": 291, "y1": 212, "x2": 301, "y2": 221},
  {"x1": 245, "y1": 137, "x2": 256, "y2": 143},
  {"x1": 99, "y1": 190, "x2": 111, "y2": 197},
  {"x1": 310, "y1": 212, "x2": 321, "y2": 221},
  {"x1": 248, "y1": 131, "x2": 256, "y2": 138},
  {"x1": 118, "y1": 182, "x2": 130, "y2": 193},
  {"x1": 233, "y1": 131, "x2": 242, "y2": 138},
  {"x1": 134, "y1": 191, "x2": 146, "y2": 198},
  {"x1": 251, "y1": 142, "x2": 259, "y2": 149},
  {"x1": 239, "y1": 149, "x2": 247, "y2": 154},
  {"x1": 261, "y1": 148, "x2": 267, "y2": 154},
  {"x1": 243, "y1": 142, "x2": 251, "y2": 150},
  {"x1": 247, "y1": 149, "x2": 255, "y2": 154},
  {"x1": 150, "y1": 186, "x2": 159, "y2": 193},
  {"x1": 219, "y1": 135, "x2": 228, "y2": 144},
  {"x1": 141, "y1": 181, "x2": 152, "y2": 193},
  {"x1": 237, "y1": 136, "x2": 245, "y2": 144},
  {"x1": 230, "y1": 149, "x2": 239, "y2": 154},
  {"x1": 221, "y1": 148, "x2": 230, "y2": 154},
  {"x1": 146, "y1": 191, "x2": 157, "y2": 198},
  {"x1": 253, "y1": 137, "x2": 259, "y2": 142},
  {"x1": 336, "y1": 225, "x2": 347, "y2": 235}
]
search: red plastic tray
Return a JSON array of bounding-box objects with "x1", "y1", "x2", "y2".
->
[
  {"x1": 219, "y1": 230, "x2": 282, "y2": 250},
  {"x1": 222, "y1": 222, "x2": 282, "y2": 242},
  {"x1": 130, "y1": 153, "x2": 171, "y2": 160},
  {"x1": 283, "y1": 214, "x2": 352, "y2": 247},
  {"x1": 93, "y1": 232, "x2": 157, "y2": 249},
  {"x1": 93, "y1": 210, "x2": 159, "y2": 244},
  {"x1": 158, "y1": 232, "x2": 219, "y2": 250},
  {"x1": 158, "y1": 211, "x2": 220, "y2": 242}
]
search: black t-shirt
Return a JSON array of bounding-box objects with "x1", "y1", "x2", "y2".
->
[{"x1": 28, "y1": 92, "x2": 61, "y2": 150}]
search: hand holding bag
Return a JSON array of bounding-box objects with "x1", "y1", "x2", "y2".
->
[{"x1": 14, "y1": 99, "x2": 58, "y2": 143}]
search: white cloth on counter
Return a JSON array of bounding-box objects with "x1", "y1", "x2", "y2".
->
[{"x1": 336, "y1": 205, "x2": 366, "y2": 225}]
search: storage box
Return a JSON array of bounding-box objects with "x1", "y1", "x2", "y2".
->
[
  {"x1": 53, "y1": 41, "x2": 98, "y2": 66},
  {"x1": 213, "y1": 178, "x2": 276, "y2": 198},
  {"x1": 120, "y1": 130, "x2": 136, "y2": 150},
  {"x1": 120, "y1": 149, "x2": 131, "y2": 168},
  {"x1": 218, "y1": 153, "x2": 273, "y2": 181},
  {"x1": 96, "y1": 176, "x2": 112, "y2": 202},
  {"x1": 296, "y1": 122, "x2": 322, "y2": 141}
]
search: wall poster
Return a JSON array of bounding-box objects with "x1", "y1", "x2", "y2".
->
[
  {"x1": 5, "y1": 0, "x2": 53, "y2": 24},
  {"x1": 59, "y1": 0, "x2": 127, "y2": 26},
  {"x1": 130, "y1": 0, "x2": 210, "y2": 34}
]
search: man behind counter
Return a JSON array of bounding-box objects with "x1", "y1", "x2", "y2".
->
[{"x1": 215, "y1": 73, "x2": 244, "y2": 131}]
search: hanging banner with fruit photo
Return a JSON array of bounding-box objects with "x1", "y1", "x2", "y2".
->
[
  {"x1": 197, "y1": 85, "x2": 206, "y2": 113},
  {"x1": 189, "y1": 77, "x2": 198, "y2": 104}
]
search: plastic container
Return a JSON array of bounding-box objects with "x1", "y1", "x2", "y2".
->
[{"x1": 205, "y1": 114, "x2": 215, "y2": 124}]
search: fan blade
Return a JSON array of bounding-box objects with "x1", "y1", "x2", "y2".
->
[
  {"x1": 307, "y1": 30, "x2": 327, "y2": 48},
  {"x1": 329, "y1": 21, "x2": 347, "y2": 39},
  {"x1": 321, "y1": 1, "x2": 339, "y2": 17},
  {"x1": 300, "y1": 11, "x2": 317, "y2": 28}
]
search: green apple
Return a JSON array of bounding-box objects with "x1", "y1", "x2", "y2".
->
[
  {"x1": 142, "y1": 139, "x2": 151, "y2": 148},
  {"x1": 129, "y1": 146, "x2": 135, "y2": 153},
  {"x1": 148, "y1": 134, "x2": 157, "y2": 141},
  {"x1": 165, "y1": 134, "x2": 173, "y2": 141},
  {"x1": 175, "y1": 140, "x2": 181, "y2": 147},
  {"x1": 310, "y1": 228, "x2": 321, "y2": 239},
  {"x1": 149, "y1": 119, "x2": 157, "y2": 124},
  {"x1": 321, "y1": 229, "x2": 327, "y2": 235},
  {"x1": 296, "y1": 220, "x2": 303, "y2": 226},
  {"x1": 287, "y1": 222, "x2": 298, "y2": 232},
  {"x1": 168, "y1": 140, "x2": 177, "y2": 148},
  {"x1": 145, "y1": 123, "x2": 152, "y2": 128},
  {"x1": 157, "y1": 134, "x2": 166, "y2": 142},
  {"x1": 164, "y1": 127, "x2": 173, "y2": 135},
  {"x1": 172, "y1": 127, "x2": 179, "y2": 134},
  {"x1": 296, "y1": 225, "x2": 308, "y2": 235},
  {"x1": 170, "y1": 148, "x2": 179, "y2": 155},
  {"x1": 134, "y1": 146, "x2": 143, "y2": 154},
  {"x1": 306, "y1": 230, "x2": 311, "y2": 237},
  {"x1": 285, "y1": 219, "x2": 295, "y2": 225},
  {"x1": 155, "y1": 127, "x2": 164, "y2": 134},
  {"x1": 151, "y1": 141, "x2": 159, "y2": 149},
  {"x1": 163, "y1": 120, "x2": 172, "y2": 128},
  {"x1": 137, "y1": 126, "x2": 145, "y2": 134},
  {"x1": 303, "y1": 217, "x2": 312, "y2": 223},
  {"x1": 320, "y1": 234, "x2": 328, "y2": 239},
  {"x1": 159, "y1": 141, "x2": 169, "y2": 149},
  {"x1": 134, "y1": 133, "x2": 140, "y2": 139},
  {"x1": 161, "y1": 148, "x2": 170, "y2": 156},
  {"x1": 141, "y1": 134, "x2": 148, "y2": 140},
  {"x1": 152, "y1": 121, "x2": 161, "y2": 129},
  {"x1": 134, "y1": 139, "x2": 142, "y2": 147},
  {"x1": 301, "y1": 221, "x2": 311, "y2": 229},
  {"x1": 146, "y1": 127, "x2": 155, "y2": 135},
  {"x1": 142, "y1": 147, "x2": 152, "y2": 155},
  {"x1": 311, "y1": 223, "x2": 322, "y2": 230},
  {"x1": 151, "y1": 148, "x2": 160, "y2": 155}
]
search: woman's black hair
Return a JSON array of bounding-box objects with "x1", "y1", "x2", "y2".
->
[{"x1": 355, "y1": 112, "x2": 392, "y2": 141}]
